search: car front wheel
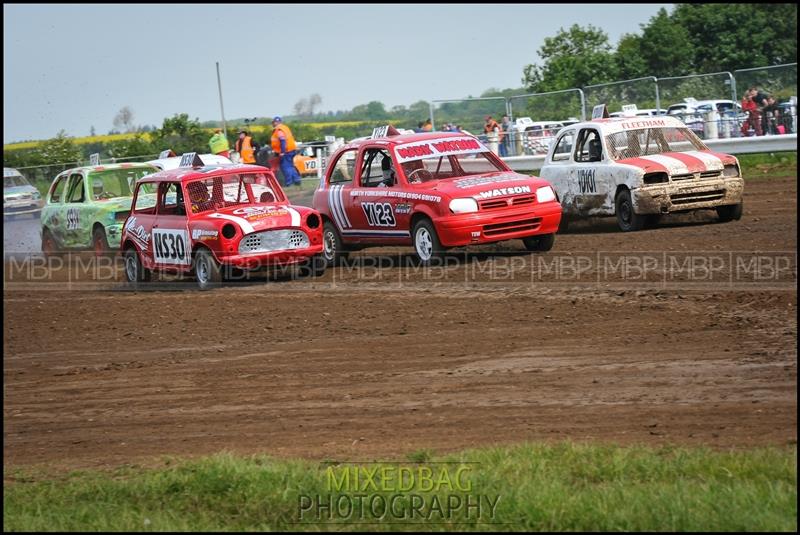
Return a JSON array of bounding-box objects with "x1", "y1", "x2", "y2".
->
[
  {"x1": 716, "y1": 202, "x2": 743, "y2": 222},
  {"x1": 123, "y1": 247, "x2": 151, "y2": 287},
  {"x1": 523, "y1": 233, "x2": 555, "y2": 252},
  {"x1": 412, "y1": 219, "x2": 444, "y2": 265},
  {"x1": 193, "y1": 248, "x2": 222, "y2": 290},
  {"x1": 615, "y1": 189, "x2": 645, "y2": 232}
]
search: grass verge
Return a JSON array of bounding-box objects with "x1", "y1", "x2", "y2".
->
[{"x1": 4, "y1": 442, "x2": 796, "y2": 531}]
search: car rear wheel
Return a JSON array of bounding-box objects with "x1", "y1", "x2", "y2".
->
[
  {"x1": 716, "y1": 202, "x2": 743, "y2": 222},
  {"x1": 412, "y1": 219, "x2": 444, "y2": 265},
  {"x1": 523, "y1": 233, "x2": 555, "y2": 252},
  {"x1": 41, "y1": 228, "x2": 61, "y2": 258},
  {"x1": 322, "y1": 221, "x2": 347, "y2": 267},
  {"x1": 193, "y1": 248, "x2": 222, "y2": 290},
  {"x1": 123, "y1": 247, "x2": 151, "y2": 287},
  {"x1": 615, "y1": 189, "x2": 645, "y2": 232},
  {"x1": 92, "y1": 227, "x2": 111, "y2": 257}
]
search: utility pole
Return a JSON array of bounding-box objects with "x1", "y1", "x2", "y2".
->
[{"x1": 216, "y1": 61, "x2": 227, "y2": 138}]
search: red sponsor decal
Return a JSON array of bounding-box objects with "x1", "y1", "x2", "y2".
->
[
  {"x1": 396, "y1": 144, "x2": 434, "y2": 159},
  {"x1": 620, "y1": 119, "x2": 667, "y2": 130},
  {"x1": 431, "y1": 139, "x2": 481, "y2": 153}
]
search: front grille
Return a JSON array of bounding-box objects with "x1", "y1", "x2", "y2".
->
[
  {"x1": 479, "y1": 195, "x2": 536, "y2": 211},
  {"x1": 671, "y1": 171, "x2": 723, "y2": 181},
  {"x1": 483, "y1": 217, "x2": 542, "y2": 237},
  {"x1": 670, "y1": 189, "x2": 725, "y2": 205},
  {"x1": 479, "y1": 199, "x2": 507, "y2": 210},
  {"x1": 238, "y1": 229, "x2": 309, "y2": 254}
]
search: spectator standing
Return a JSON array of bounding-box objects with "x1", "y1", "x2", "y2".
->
[
  {"x1": 741, "y1": 89, "x2": 762, "y2": 137},
  {"x1": 484, "y1": 115, "x2": 501, "y2": 152},
  {"x1": 422, "y1": 119, "x2": 433, "y2": 132},
  {"x1": 208, "y1": 128, "x2": 230, "y2": 158},
  {"x1": 270, "y1": 116, "x2": 302, "y2": 187},
  {"x1": 235, "y1": 130, "x2": 257, "y2": 164},
  {"x1": 500, "y1": 115, "x2": 512, "y2": 157},
  {"x1": 751, "y1": 87, "x2": 770, "y2": 136}
]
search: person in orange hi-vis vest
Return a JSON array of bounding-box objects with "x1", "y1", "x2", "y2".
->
[
  {"x1": 235, "y1": 130, "x2": 257, "y2": 164},
  {"x1": 271, "y1": 116, "x2": 302, "y2": 187}
]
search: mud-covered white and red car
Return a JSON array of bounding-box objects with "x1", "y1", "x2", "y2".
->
[
  {"x1": 312, "y1": 127, "x2": 562, "y2": 265},
  {"x1": 539, "y1": 115, "x2": 744, "y2": 231},
  {"x1": 121, "y1": 162, "x2": 324, "y2": 289}
]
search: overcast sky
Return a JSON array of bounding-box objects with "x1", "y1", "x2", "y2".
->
[{"x1": 3, "y1": 3, "x2": 672, "y2": 143}]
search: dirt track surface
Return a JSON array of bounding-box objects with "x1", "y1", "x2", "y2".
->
[{"x1": 4, "y1": 176, "x2": 797, "y2": 471}]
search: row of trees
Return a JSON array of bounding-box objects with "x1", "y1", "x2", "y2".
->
[{"x1": 523, "y1": 4, "x2": 797, "y2": 93}]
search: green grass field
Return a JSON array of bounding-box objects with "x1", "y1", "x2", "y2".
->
[{"x1": 4, "y1": 442, "x2": 796, "y2": 531}]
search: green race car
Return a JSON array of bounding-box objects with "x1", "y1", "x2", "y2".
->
[{"x1": 40, "y1": 163, "x2": 158, "y2": 255}]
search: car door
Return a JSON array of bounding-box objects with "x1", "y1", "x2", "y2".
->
[
  {"x1": 348, "y1": 147, "x2": 407, "y2": 243},
  {"x1": 151, "y1": 181, "x2": 192, "y2": 270},
  {"x1": 541, "y1": 129, "x2": 576, "y2": 213},
  {"x1": 42, "y1": 173, "x2": 69, "y2": 245},
  {"x1": 572, "y1": 127, "x2": 613, "y2": 215},
  {"x1": 126, "y1": 181, "x2": 159, "y2": 268},
  {"x1": 322, "y1": 148, "x2": 358, "y2": 243},
  {"x1": 62, "y1": 172, "x2": 89, "y2": 248}
]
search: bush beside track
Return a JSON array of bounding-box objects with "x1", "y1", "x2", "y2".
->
[{"x1": 3, "y1": 442, "x2": 796, "y2": 531}]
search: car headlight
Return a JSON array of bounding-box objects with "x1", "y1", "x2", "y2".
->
[
  {"x1": 536, "y1": 186, "x2": 556, "y2": 203},
  {"x1": 723, "y1": 164, "x2": 740, "y2": 178},
  {"x1": 32, "y1": 192, "x2": 41, "y2": 200},
  {"x1": 449, "y1": 198, "x2": 478, "y2": 213}
]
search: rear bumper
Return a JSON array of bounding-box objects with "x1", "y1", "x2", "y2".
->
[
  {"x1": 218, "y1": 244, "x2": 324, "y2": 269},
  {"x1": 633, "y1": 177, "x2": 744, "y2": 214},
  {"x1": 434, "y1": 201, "x2": 562, "y2": 247}
]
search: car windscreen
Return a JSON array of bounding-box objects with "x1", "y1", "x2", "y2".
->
[
  {"x1": 87, "y1": 167, "x2": 157, "y2": 200},
  {"x1": 185, "y1": 173, "x2": 282, "y2": 213},
  {"x1": 393, "y1": 137, "x2": 505, "y2": 183},
  {"x1": 399, "y1": 152, "x2": 506, "y2": 184},
  {"x1": 4, "y1": 174, "x2": 30, "y2": 188},
  {"x1": 605, "y1": 127, "x2": 709, "y2": 160}
]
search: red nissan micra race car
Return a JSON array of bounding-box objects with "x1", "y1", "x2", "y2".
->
[
  {"x1": 312, "y1": 127, "x2": 562, "y2": 265},
  {"x1": 121, "y1": 162, "x2": 324, "y2": 289}
]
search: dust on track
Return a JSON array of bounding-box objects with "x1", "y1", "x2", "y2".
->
[{"x1": 3, "y1": 176, "x2": 797, "y2": 472}]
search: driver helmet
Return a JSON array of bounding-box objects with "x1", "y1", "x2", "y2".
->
[
  {"x1": 187, "y1": 181, "x2": 210, "y2": 205},
  {"x1": 92, "y1": 179, "x2": 104, "y2": 198}
]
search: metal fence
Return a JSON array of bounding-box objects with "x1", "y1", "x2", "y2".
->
[
  {"x1": 584, "y1": 77, "x2": 660, "y2": 113},
  {"x1": 430, "y1": 63, "x2": 798, "y2": 147},
  {"x1": 11, "y1": 153, "x2": 162, "y2": 193},
  {"x1": 430, "y1": 96, "x2": 508, "y2": 136}
]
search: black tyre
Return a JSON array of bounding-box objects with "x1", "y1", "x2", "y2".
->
[
  {"x1": 644, "y1": 214, "x2": 662, "y2": 229},
  {"x1": 557, "y1": 215, "x2": 570, "y2": 233},
  {"x1": 615, "y1": 189, "x2": 645, "y2": 232},
  {"x1": 193, "y1": 248, "x2": 222, "y2": 290},
  {"x1": 123, "y1": 247, "x2": 151, "y2": 287},
  {"x1": 92, "y1": 226, "x2": 111, "y2": 257},
  {"x1": 321, "y1": 221, "x2": 348, "y2": 268},
  {"x1": 41, "y1": 228, "x2": 62, "y2": 258},
  {"x1": 522, "y1": 233, "x2": 555, "y2": 252},
  {"x1": 412, "y1": 218, "x2": 444, "y2": 265},
  {"x1": 716, "y1": 202, "x2": 743, "y2": 222}
]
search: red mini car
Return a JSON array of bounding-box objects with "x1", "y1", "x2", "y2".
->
[
  {"x1": 121, "y1": 163, "x2": 324, "y2": 289},
  {"x1": 312, "y1": 128, "x2": 562, "y2": 265}
]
